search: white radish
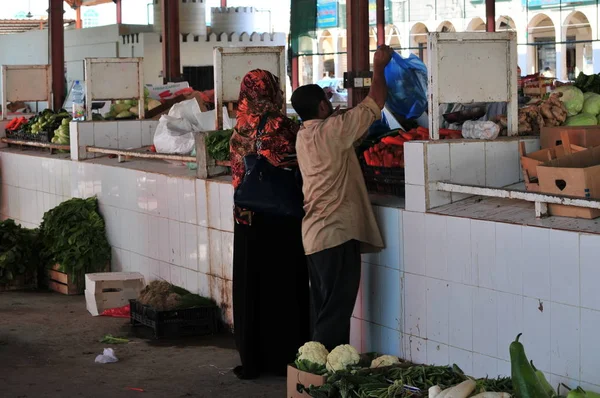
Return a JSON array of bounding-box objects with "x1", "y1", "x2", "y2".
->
[
  {"x1": 428, "y1": 385, "x2": 442, "y2": 398},
  {"x1": 471, "y1": 393, "x2": 511, "y2": 398},
  {"x1": 443, "y1": 379, "x2": 477, "y2": 398},
  {"x1": 435, "y1": 387, "x2": 452, "y2": 398}
]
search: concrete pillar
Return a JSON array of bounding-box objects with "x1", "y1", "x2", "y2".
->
[
  {"x1": 312, "y1": 41, "x2": 320, "y2": 83},
  {"x1": 517, "y1": 27, "x2": 528, "y2": 75},
  {"x1": 555, "y1": 24, "x2": 566, "y2": 80}
]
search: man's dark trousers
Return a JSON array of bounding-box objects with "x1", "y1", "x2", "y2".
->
[{"x1": 307, "y1": 240, "x2": 361, "y2": 350}]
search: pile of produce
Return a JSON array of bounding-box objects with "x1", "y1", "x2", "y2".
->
[
  {"x1": 39, "y1": 197, "x2": 111, "y2": 279},
  {"x1": 293, "y1": 334, "x2": 599, "y2": 398},
  {"x1": 103, "y1": 99, "x2": 142, "y2": 120},
  {"x1": 498, "y1": 92, "x2": 568, "y2": 135},
  {"x1": 5, "y1": 109, "x2": 73, "y2": 143},
  {"x1": 137, "y1": 280, "x2": 215, "y2": 311},
  {"x1": 51, "y1": 117, "x2": 71, "y2": 145},
  {"x1": 205, "y1": 129, "x2": 234, "y2": 161},
  {"x1": 573, "y1": 72, "x2": 600, "y2": 95},
  {"x1": 0, "y1": 220, "x2": 39, "y2": 284},
  {"x1": 361, "y1": 127, "x2": 461, "y2": 168}
]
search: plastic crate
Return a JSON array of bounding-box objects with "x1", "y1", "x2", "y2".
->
[
  {"x1": 129, "y1": 299, "x2": 221, "y2": 339},
  {"x1": 5, "y1": 129, "x2": 53, "y2": 143},
  {"x1": 361, "y1": 161, "x2": 405, "y2": 197}
]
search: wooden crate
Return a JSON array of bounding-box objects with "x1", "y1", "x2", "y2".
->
[
  {"x1": 541, "y1": 125, "x2": 600, "y2": 149},
  {"x1": 48, "y1": 264, "x2": 84, "y2": 295},
  {"x1": 0, "y1": 271, "x2": 37, "y2": 292}
]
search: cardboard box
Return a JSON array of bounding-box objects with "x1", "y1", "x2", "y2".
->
[
  {"x1": 85, "y1": 272, "x2": 145, "y2": 316},
  {"x1": 520, "y1": 135, "x2": 586, "y2": 192},
  {"x1": 537, "y1": 146, "x2": 600, "y2": 219},
  {"x1": 287, "y1": 365, "x2": 327, "y2": 398},
  {"x1": 540, "y1": 126, "x2": 600, "y2": 149}
]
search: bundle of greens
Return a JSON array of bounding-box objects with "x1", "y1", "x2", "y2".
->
[
  {"x1": 205, "y1": 129, "x2": 233, "y2": 161},
  {"x1": 39, "y1": 197, "x2": 111, "y2": 279},
  {"x1": 0, "y1": 220, "x2": 39, "y2": 283},
  {"x1": 304, "y1": 364, "x2": 513, "y2": 398},
  {"x1": 574, "y1": 72, "x2": 600, "y2": 95},
  {"x1": 137, "y1": 280, "x2": 215, "y2": 311}
]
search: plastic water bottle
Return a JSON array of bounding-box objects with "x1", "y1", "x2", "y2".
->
[{"x1": 72, "y1": 80, "x2": 85, "y2": 121}]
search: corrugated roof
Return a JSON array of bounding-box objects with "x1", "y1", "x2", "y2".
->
[{"x1": 0, "y1": 19, "x2": 76, "y2": 35}]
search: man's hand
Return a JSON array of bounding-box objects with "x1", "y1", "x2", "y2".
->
[{"x1": 373, "y1": 45, "x2": 393, "y2": 71}]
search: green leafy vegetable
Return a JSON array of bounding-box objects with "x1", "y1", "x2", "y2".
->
[
  {"x1": 0, "y1": 220, "x2": 39, "y2": 284},
  {"x1": 100, "y1": 334, "x2": 129, "y2": 344},
  {"x1": 205, "y1": 130, "x2": 233, "y2": 161},
  {"x1": 39, "y1": 197, "x2": 111, "y2": 280}
]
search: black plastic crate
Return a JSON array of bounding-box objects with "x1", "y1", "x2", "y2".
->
[
  {"x1": 5, "y1": 129, "x2": 53, "y2": 143},
  {"x1": 361, "y1": 161, "x2": 405, "y2": 197},
  {"x1": 129, "y1": 299, "x2": 221, "y2": 339}
]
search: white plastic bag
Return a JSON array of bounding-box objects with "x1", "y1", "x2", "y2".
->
[
  {"x1": 153, "y1": 101, "x2": 233, "y2": 154},
  {"x1": 461, "y1": 120, "x2": 500, "y2": 140},
  {"x1": 95, "y1": 348, "x2": 119, "y2": 364}
]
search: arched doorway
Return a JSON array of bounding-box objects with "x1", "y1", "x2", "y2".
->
[
  {"x1": 563, "y1": 11, "x2": 593, "y2": 79},
  {"x1": 410, "y1": 23, "x2": 429, "y2": 64},
  {"x1": 319, "y1": 30, "x2": 335, "y2": 79},
  {"x1": 467, "y1": 17, "x2": 485, "y2": 32},
  {"x1": 386, "y1": 25, "x2": 401, "y2": 48},
  {"x1": 437, "y1": 21, "x2": 456, "y2": 33},
  {"x1": 527, "y1": 13, "x2": 556, "y2": 75},
  {"x1": 496, "y1": 15, "x2": 516, "y2": 32}
]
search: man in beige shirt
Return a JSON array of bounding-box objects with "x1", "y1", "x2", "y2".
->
[{"x1": 290, "y1": 45, "x2": 391, "y2": 350}]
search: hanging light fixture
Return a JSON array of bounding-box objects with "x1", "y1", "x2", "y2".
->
[{"x1": 26, "y1": 0, "x2": 33, "y2": 18}]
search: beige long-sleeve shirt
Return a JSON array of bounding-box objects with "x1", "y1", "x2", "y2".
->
[{"x1": 296, "y1": 96, "x2": 384, "y2": 255}]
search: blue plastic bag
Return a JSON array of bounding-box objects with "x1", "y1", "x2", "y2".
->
[{"x1": 384, "y1": 52, "x2": 428, "y2": 119}]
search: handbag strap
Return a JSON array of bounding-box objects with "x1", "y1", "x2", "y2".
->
[{"x1": 254, "y1": 113, "x2": 271, "y2": 154}]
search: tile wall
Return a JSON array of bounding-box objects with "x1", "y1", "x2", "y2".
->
[{"x1": 0, "y1": 150, "x2": 235, "y2": 325}]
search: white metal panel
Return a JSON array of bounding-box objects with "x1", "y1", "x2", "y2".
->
[
  {"x1": 213, "y1": 46, "x2": 286, "y2": 129},
  {"x1": 84, "y1": 58, "x2": 144, "y2": 120},
  {"x1": 1, "y1": 65, "x2": 52, "y2": 119},
  {"x1": 428, "y1": 32, "x2": 518, "y2": 139},
  {"x1": 2, "y1": 65, "x2": 51, "y2": 102},
  {"x1": 437, "y1": 41, "x2": 509, "y2": 103}
]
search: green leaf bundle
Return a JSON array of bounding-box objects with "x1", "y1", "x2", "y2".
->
[
  {"x1": 0, "y1": 220, "x2": 39, "y2": 283},
  {"x1": 39, "y1": 197, "x2": 111, "y2": 279},
  {"x1": 205, "y1": 129, "x2": 233, "y2": 161}
]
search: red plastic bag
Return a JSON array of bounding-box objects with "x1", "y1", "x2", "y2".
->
[{"x1": 101, "y1": 304, "x2": 130, "y2": 318}]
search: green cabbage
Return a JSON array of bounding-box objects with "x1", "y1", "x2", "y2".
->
[
  {"x1": 584, "y1": 91, "x2": 596, "y2": 101},
  {"x1": 565, "y1": 113, "x2": 597, "y2": 126},
  {"x1": 582, "y1": 93, "x2": 600, "y2": 115},
  {"x1": 554, "y1": 86, "x2": 584, "y2": 116}
]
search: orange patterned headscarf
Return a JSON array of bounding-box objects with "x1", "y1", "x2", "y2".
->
[{"x1": 230, "y1": 70, "x2": 299, "y2": 192}]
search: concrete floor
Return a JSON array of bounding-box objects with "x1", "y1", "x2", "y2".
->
[{"x1": 0, "y1": 292, "x2": 285, "y2": 398}]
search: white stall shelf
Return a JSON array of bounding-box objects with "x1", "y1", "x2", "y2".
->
[
  {"x1": 83, "y1": 58, "x2": 144, "y2": 121},
  {"x1": 1, "y1": 65, "x2": 52, "y2": 119},
  {"x1": 213, "y1": 46, "x2": 286, "y2": 129},
  {"x1": 427, "y1": 32, "x2": 518, "y2": 139}
]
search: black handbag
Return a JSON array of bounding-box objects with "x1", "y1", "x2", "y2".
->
[{"x1": 233, "y1": 115, "x2": 305, "y2": 219}]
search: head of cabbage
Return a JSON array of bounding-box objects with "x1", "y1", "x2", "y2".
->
[
  {"x1": 554, "y1": 86, "x2": 584, "y2": 116},
  {"x1": 582, "y1": 93, "x2": 600, "y2": 115},
  {"x1": 565, "y1": 113, "x2": 597, "y2": 126}
]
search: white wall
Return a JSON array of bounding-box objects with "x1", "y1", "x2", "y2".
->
[{"x1": 120, "y1": 31, "x2": 287, "y2": 85}]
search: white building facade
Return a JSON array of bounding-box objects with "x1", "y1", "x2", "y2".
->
[{"x1": 302, "y1": 0, "x2": 599, "y2": 85}]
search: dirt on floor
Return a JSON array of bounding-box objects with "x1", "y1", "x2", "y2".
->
[{"x1": 0, "y1": 292, "x2": 286, "y2": 398}]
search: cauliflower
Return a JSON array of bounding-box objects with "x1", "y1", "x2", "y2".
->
[
  {"x1": 326, "y1": 344, "x2": 360, "y2": 372},
  {"x1": 370, "y1": 355, "x2": 400, "y2": 368},
  {"x1": 295, "y1": 342, "x2": 329, "y2": 374}
]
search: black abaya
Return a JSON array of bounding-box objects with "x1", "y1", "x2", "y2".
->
[{"x1": 232, "y1": 212, "x2": 310, "y2": 378}]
